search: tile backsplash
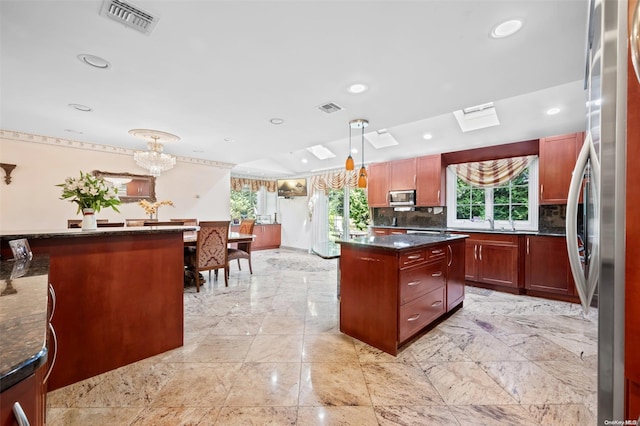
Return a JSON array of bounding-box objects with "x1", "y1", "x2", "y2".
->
[{"x1": 373, "y1": 204, "x2": 576, "y2": 234}]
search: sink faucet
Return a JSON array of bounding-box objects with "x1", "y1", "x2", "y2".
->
[{"x1": 487, "y1": 218, "x2": 494, "y2": 230}]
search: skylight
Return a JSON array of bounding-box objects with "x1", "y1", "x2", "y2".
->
[{"x1": 306, "y1": 144, "x2": 336, "y2": 160}]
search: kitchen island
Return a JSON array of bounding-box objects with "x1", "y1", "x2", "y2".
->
[
  {"x1": 0, "y1": 226, "x2": 193, "y2": 391},
  {"x1": 338, "y1": 233, "x2": 467, "y2": 355}
]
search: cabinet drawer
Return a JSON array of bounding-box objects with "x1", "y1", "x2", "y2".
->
[
  {"x1": 398, "y1": 287, "x2": 446, "y2": 342},
  {"x1": 427, "y1": 246, "x2": 446, "y2": 261},
  {"x1": 399, "y1": 249, "x2": 426, "y2": 269},
  {"x1": 399, "y1": 260, "x2": 445, "y2": 304}
]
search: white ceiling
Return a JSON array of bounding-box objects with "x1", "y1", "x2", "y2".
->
[{"x1": 0, "y1": 0, "x2": 589, "y2": 178}]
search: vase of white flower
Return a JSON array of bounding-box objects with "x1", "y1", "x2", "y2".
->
[
  {"x1": 82, "y1": 208, "x2": 97, "y2": 230},
  {"x1": 57, "y1": 171, "x2": 121, "y2": 231}
]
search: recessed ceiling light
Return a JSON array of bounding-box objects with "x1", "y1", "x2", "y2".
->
[
  {"x1": 270, "y1": 118, "x2": 284, "y2": 125},
  {"x1": 77, "y1": 54, "x2": 111, "y2": 69},
  {"x1": 301, "y1": 158, "x2": 308, "y2": 163},
  {"x1": 351, "y1": 148, "x2": 358, "y2": 154},
  {"x1": 491, "y1": 19, "x2": 523, "y2": 38},
  {"x1": 64, "y1": 128, "x2": 83, "y2": 134},
  {"x1": 348, "y1": 83, "x2": 368, "y2": 94},
  {"x1": 422, "y1": 133, "x2": 433, "y2": 140},
  {"x1": 68, "y1": 103, "x2": 92, "y2": 112},
  {"x1": 546, "y1": 107, "x2": 561, "y2": 115}
]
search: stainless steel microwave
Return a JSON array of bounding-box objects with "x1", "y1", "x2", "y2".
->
[{"x1": 389, "y1": 190, "x2": 416, "y2": 206}]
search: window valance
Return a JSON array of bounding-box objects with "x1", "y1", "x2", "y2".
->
[
  {"x1": 310, "y1": 170, "x2": 358, "y2": 196},
  {"x1": 452, "y1": 155, "x2": 535, "y2": 188},
  {"x1": 230, "y1": 177, "x2": 277, "y2": 192}
]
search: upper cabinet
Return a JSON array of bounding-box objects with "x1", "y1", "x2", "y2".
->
[
  {"x1": 416, "y1": 154, "x2": 444, "y2": 206},
  {"x1": 539, "y1": 133, "x2": 584, "y2": 204},
  {"x1": 367, "y1": 162, "x2": 389, "y2": 207},
  {"x1": 389, "y1": 158, "x2": 417, "y2": 190}
]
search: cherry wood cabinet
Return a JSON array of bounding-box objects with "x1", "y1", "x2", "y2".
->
[
  {"x1": 463, "y1": 233, "x2": 519, "y2": 289},
  {"x1": 416, "y1": 154, "x2": 444, "y2": 206},
  {"x1": 539, "y1": 132, "x2": 584, "y2": 204},
  {"x1": 524, "y1": 236, "x2": 575, "y2": 296},
  {"x1": 367, "y1": 162, "x2": 389, "y2": 207},
  {"x1": 389, "y1": 158, "x2": 417, "y2": 191},
  {"x1": 0, "y1": 367, "x2": 46, "y2": 426},
  {"x1": 233, "y1": 224, "x2": 281, "y2": 250},
  {"x1": 126, "y1": 179, "x2": 152, "y2": 197},
  {"x1": 446, "y1": 240, "x2": 465, "y2": 311},
  {"x1": 626, "y1": 3, "x2": 640, "y2": 418},
  {"x1": 370, "y1": 227, "x2": 406, "y2": 236},
  {"x1": 339, "y1": 238, "x2": 465, "y2": 355}
]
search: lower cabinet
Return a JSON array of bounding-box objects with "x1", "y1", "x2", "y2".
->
[
  {"x1": 0, "y1": 366, "x2": 46, "y2": 426},
  {"x1": 233, "y1": 224, "x2": 281, "y2": 250},
  {"x1": 464, "y1": 233, "x2": 519, "y2": 288},
  {"x1": 524, "y1": 235, "x2": 575, "y2": 296},
  {"x1": 339, "y1": 239, "x2": 465, "y2": 355}
]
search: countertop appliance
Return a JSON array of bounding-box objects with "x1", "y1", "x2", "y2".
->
[
  {"x1": 566, "y1": 0, "x2": 628, "y2": 421},
  {"x1": 388, "y1": 190, "x2": 416, "y2": 206}
]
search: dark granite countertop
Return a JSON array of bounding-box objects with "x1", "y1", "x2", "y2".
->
[
  {"x1": 311, "y1": 241, "x2": 341, "y2": 259},
  {"x1": 0, "y1": 225, "x2": 198, "y2": 241},
  {"x1": 338, "y1": 233, "x2": 468, "y2": 251},
  {"x1": 0, "y1": 256, "x2": 49, "y2": 392},
  {"x1": 370, "y1": 225, "x2": 565, "y2": 237}
]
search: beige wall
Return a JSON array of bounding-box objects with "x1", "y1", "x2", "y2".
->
[{"x1": 0, "y1": 136, "x2": 232, "y2": 231}]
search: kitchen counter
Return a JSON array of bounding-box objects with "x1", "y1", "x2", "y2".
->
[
  {"x1": 0, "y1": 227, "x2": 186, "y2": 391},
  {"x1": 339, "y1": 233, "x2": 468, "y2": 251},
  {"x1": 0, "y1": 256, "x2": 49, "y2": 392},
  {"x1": 339, "y1": 234, "x2": 467, "y2": 355}
]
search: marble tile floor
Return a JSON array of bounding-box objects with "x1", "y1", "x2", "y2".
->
[{"x1": 47, "y1": 248, "x2": 598, "y2": 425}]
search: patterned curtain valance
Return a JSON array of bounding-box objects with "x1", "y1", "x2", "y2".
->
[
  {"x1": 310, "y1": 170, "x2": 359, "y2": 196},
  {"x1": 230, "y1": 177, "x2": 277, "y2": 192},
  {"x1": 452, "y1": 155, "x2": 535, "y2": 188}
]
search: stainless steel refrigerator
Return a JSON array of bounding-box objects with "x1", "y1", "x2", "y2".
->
[{"x1": 566, "y1": 0, "x2": 631, "y2": 422}]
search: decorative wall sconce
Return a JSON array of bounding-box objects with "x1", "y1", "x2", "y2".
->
[{"x1": 0, "y1": 163, "x2": 16, "y2": 184}]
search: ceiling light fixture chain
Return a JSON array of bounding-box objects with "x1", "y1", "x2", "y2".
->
[{"x1": 348, "y1": 119, "x2": 369, "y2": 188}]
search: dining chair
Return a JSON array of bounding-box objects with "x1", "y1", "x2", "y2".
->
[
  {"x1": 228, "y1": 219, "x2": 255, "y2": 274},
  {"x1": 126, "y1": 218, "x2": 152, "y2": 227},
  {"x1": 188, "y1": 220, "x2": 231, "y2": 292},
  {"x1": 144, "y1": 221, "x2": 183, "y2": 226},
  {"x1": 171, "y1": 218, "x2": 198, "y2": 241},
  {"x1": 67, "y1": 219, "x2": 108, "y2": 228},
  {"x1": 97, "y1": 222, "x2": 125, "y2": 227}
]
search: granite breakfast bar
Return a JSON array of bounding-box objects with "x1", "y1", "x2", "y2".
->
[
  {"x1": 0, "y1": 226, "x2": 193, "y2": 392},
  {"x1": 338, "y1": 233, "x2": 467, "y2": 355}
]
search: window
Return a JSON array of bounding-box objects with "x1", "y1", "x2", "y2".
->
[
  {"x1": 446, "y1": 158, "x2": 538, "y2": 230},
  {"x1": 230, "y1": 187, "x2": 257, "y2": 220}
]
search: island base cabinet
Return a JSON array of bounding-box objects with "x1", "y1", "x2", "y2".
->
[
  {"x1": 399, "y1": 287, "x2": 446, "y2": 342},
  {"x1": 0, "y1": 366, "x2": 46, "y2": 426},
  {"x1": 446, "y1": 241, "x2": 465, "y2": 311}
]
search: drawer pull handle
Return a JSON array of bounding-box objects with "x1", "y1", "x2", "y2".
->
[
  {"x1": 431, "y1": 271, "x2": 443, "y2": 277},
  {"x1": 407, "y1": 280, "x2": 421, "y2": 286},
  {"x1": 407, "y1": 314, "x2": 421, "y2": 322},
  {"x1": 407, "y1": 255, "x2": 422, "y2": 260},
  {"x1": 431, "y1": 249, "x2": 444, "y2": 255},
  {"x1": 431, "y1": 300, "x2": 443, "y2": 307},
  {"x1": 359, "y1": 257, "x2": 380, "y2": 262},
  {"x1": 44, "y1": 323, "x2": 58, "y2": 384},
  {"x1": 12, "y1": 402, "x2": 30, "y2": 426}
]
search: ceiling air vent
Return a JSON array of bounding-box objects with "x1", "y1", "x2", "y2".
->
[
  {"x1": 317, "y1": 102, "x2": 344, "y2": 114},
  {"x1": 100, "y1": 0, "x2": 159, "y2": 35}
]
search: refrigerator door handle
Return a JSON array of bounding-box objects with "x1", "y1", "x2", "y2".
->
[
  {"x1": 566, "y1": 131, "x2": 601, "y2": 313},
  {"x1": 631, "y1": 0, "x2": 640, "y2": 84}
]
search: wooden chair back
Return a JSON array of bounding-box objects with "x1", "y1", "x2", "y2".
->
[
  {"x1": 97, "y1": 222, "x2": 125, "y2": 228},
  {"x1": 68, "y1": 219, "x2": 108, "y2": 228},
  {"x1": 144, "y1": 221, "x2": 183, "y2": 226},
  {"x1": 126, "y1": 218, "x2": 151, "y2": 227},
  {"x1": 238, "y1": 219, "x2": 256, "y2": 235},
  {"x1": 196, "y1": 221, "x2": 230, "y2": 274}
]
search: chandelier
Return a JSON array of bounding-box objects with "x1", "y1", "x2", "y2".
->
[{"x1": 129, "y1": 129, "x2": 180, "y2": 177}]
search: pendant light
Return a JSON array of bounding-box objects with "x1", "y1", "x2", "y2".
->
[
  {"x1": 345, "y1": 122, "x2": 355, "y2": 171},
  {"x1": 349, "y1": 119, "x2": 369, "y2": 188}
]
